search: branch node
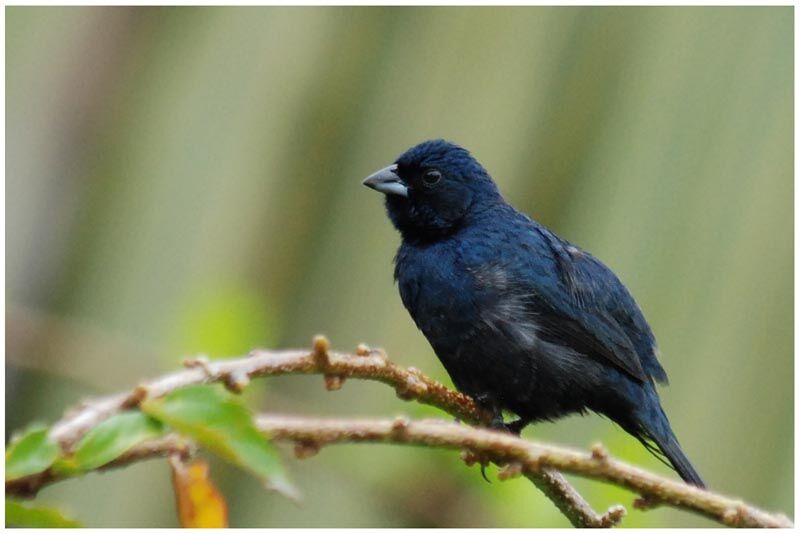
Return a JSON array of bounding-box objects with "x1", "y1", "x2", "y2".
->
[
  {"x1": 224, "y1": 370, "x2": 250, "y2": 394},
  {"x1": 312, "y1": 335, "x2": 331, "y2": 368},
  {"x1": 525, "y1": 457, "x2": 542, "y2": 473},
  {"x1": 599, "y1": 504, "x2": 627, "y2": 527},
  {"x1": 390, "y1": 415, "x2": 411, "y2": 437},
  {"x1": 460, "y1": 449, "x2": 478, "y2": 466},
  {"x1": 395, "y1": 368, "x2": 428, "y2": 400},
  {"x1": 293, "y1": 440, "x2": 321, "y2": 459},
  {"x1": 124, "y1": 385, "x2": 149, "y2": 408},
  {"x1": 355, "y1": 343, "x2": 370, "y2": 356},
  {"x1": 633, "y1": 494, "x2": 661, "y2": 510},
  {"x1": 721, "y1": 503, "x2": 753, "y2": 527},
  {"x1": 460, "y1": 448, "x2": 490, "y2": 468},
  {"x1": 394, "y1": 387, "x2": 413, "y2": 400},
  {"x1": 183, "y1": 355, "x2": 213, "y2": 377},
  {"x1": 497, "y1": 461, "x2": 523, "y2": 481},
  {"x1": 179, "y1": 438, "x2": 199, "y2": 461},
  {"x1": 323, "y1": 374, "x2": 345, "y2": 391},
  {"x1": 722, "y1": 507, "x2": 742, "y2": 526},
  {"x1": 590, "y1": 442, "x2": 609, "y2": 462}
]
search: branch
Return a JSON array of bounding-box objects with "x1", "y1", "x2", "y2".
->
[
  {"x1": 6, "y1": 434, "x2": 196, "y2": 498},
  {"x1": 256, "y1": 415, "x2": 791, "y2": 528},
  {"x1": 12, "y1": 414, "x2": 791, "y2": 527},
  {"x1": 48, "y1": 338, "x2": 488, "y2": 446},
  {"x1": 525, "y1": 468, "x2": 626, "y2": 528},
  {"x1": 12, "y1": 339, "x2": 790, "y2": 527},
  {"x1": 45, "y1": 338, "x2": 607, "y2": 527}
]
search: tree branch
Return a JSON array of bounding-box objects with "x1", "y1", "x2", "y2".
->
[
  {"x1": 45, "y1": 337, "x2": 607, "y2": 526},
  {"x1": 256, "y1": 415, "x2": 792, "y2": 527},
  {"x1": 10, "y1": 338, "x2": 791, "y2": 527},
  {"x1": 12, "y1": 414, "x2": 791, "y2": 527},
  {"x1": 6, "y1": 434, "x2": 196, "y2": 498},
  {"x1": 524, "y1": 468, "x2": 626, "y2": 527},
  {"x1": 48, "y1": 337, "x2": 489, "y2": 446},
  {"x1": 256, "y1": 415, "x2": 790, "y2": 528}
]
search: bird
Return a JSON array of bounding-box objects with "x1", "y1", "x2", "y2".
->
[{"x1": 361, "y1": 139, "x2": 705, "y2": 487}]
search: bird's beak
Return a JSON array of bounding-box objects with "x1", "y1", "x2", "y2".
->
[{"x1": 362, "y1": 164, "x2": 408, "y2": 197}]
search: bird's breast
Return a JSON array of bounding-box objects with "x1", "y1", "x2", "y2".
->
[{"x1": 395, "y1": 243, "x2": 476, "y2": 345}]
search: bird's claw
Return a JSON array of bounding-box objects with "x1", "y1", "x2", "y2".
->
[
  {"x1": 461, "y1": 449, "x2": 492, "y2": 483},
  {"x1": 480, "y1": 463, "x2": 491, "y2": 483}
]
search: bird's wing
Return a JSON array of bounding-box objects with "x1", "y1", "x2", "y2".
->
[
  {"x1": 529, "y1": 225, "x2": 667, "y2": 384},
  {"x1": 532, "y1": 288, "x2": 650, "y2": 383}
]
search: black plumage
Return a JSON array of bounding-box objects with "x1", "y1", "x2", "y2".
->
[{"x1": 362, "y1": 139, "x2": 704, "y2": 487}]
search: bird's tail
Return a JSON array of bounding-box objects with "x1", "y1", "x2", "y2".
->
[
  {"x1": 633, "y1": 400, "x2": 705, "y2": 488},
  {"x1": 646, "y1": 426, "x2": 705, "y2": 488}
]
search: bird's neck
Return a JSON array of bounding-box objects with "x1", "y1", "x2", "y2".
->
[
  {"x1": 398, "y1": 200, "x2": 506, "y2": 246},
  {"x1": 398, "y1": 225, "x2": 459, "y2": 246}
]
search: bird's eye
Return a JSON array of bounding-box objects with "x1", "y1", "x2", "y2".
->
[{"x1": 422, "y1": 169, "x2": 442, "y2": 187}]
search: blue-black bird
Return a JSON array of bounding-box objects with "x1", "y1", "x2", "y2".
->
[{"x1": 362, "y1": 139, "x2": 704, "y2": 487}]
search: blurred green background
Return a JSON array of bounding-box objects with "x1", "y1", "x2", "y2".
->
[{"x1": 6, "y1": 6, "x2": 793, "y2": 527}]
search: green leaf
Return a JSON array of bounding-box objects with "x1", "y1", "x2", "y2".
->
[
  {"x1": 65, "y1": 412, "x2": 164, "y2": 472},
  {"x1": 142, "y1": 385, "x2": 297, "y2": 499},
  {"x1": 6, "y1": 499, "x2": 81, "y2": 527},
  {"x1": 5, "y1": 425, "x2": 61, "y2": 481}
]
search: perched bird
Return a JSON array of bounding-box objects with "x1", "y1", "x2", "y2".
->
[{"x1": 362, "y1": 139, "x2": 704, "y2": 487}]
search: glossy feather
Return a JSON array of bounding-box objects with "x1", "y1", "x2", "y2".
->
[{"x1": 369, "y1": 139, "x2": 703, "y2": 487}]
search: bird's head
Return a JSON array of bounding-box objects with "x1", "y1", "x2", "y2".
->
[{"x1": 362, "y1": 140, "x2": 502, "y2": 242}]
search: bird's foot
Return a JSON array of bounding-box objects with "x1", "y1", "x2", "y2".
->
[
  {"x1": 488, "y1": 414, "x2": 530, "y2": 436},
  {"x1": 488, "y1": 413, "x2": 507, "y2": 431},
  {"x1": 504, "y1": 418, "x2": 530, "y2": 435},
  {"x1": 460, "y1": 449, "x2": 492, "y2": 483}
]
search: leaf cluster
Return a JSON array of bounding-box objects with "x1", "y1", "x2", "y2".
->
[{"x1": 5, "y1": 385, "x2": 293, "y2": 527}]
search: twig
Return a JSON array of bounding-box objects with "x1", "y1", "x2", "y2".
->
[
  {"x1": 527, "y1": 469, "x2": 626, "y2": 528},
  {"x1": 255, "y1": 415, "x2": 791, "y2": 528},
  {"x1": 45, "y1": 338, "x2": 604, "y2": 527},
  {"x1": 6, "y1": 434, "x2": 196, "y2": 498},
  {"x1": 49, "y1": 338, "x2": 487, "y2": 447},
  {"x1": 11, "y1": 415, "x2": 791, "y2": 527},
  {"x1": 18, "y1": 339, "x2": 790, "y2": 527}
]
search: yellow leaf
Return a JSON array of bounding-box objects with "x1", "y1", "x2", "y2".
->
[{"x1": 170, "y1": 457, "x2": 228, "y2": 528}]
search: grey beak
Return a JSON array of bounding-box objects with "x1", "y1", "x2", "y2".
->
[{"x1": 362, "y1": 164, "x2": 408, "y2": 197}]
